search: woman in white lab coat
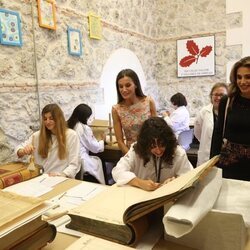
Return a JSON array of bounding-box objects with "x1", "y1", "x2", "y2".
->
[
  {"x1": 163, "y1": 93, "x2": 190, "y2": 138},
  {"x1": 68, "y1": 104, "x2": 105, "y2": 184},
  {"x1": 194, "y1": 83, "x2": 228, "y2": 166},
  {"x1": 112, "y1": 117, "x2": 193, "y2": 191}
]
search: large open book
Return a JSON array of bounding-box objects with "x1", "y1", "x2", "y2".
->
[
  {"x1": 0, "y1": 191, "x2": 56, "y2": 249},
  {"x1": 0, "y1": 162, "x2": 43, "y2": 189},
  {"x1": 66, "y1": 156, "x2": 219, "y2": 246}
]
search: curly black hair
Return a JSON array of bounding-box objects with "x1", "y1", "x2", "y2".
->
[{"x1": 134, "y1": 117, "x2": 177, "y2": 166}]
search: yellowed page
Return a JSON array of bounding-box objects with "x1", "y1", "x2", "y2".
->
[
  {"x1": 69, "y1": 156, "x2": 219, "y2": 225},
  {"x1": 0, "y1": 191, "x2": 44, "y2": 228}
]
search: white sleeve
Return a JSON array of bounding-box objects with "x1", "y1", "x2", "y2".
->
[
  {"x1": 15, "y1": 133, "x2": 34, "y2": 156},
  {"x1": 80, "y1": 125, "x2": 104, "y2": 153},
  {"x1": 194, "y1": 110, "x2": 203, "y2": 141},
  {"x1": 169, "y1": 109, "x2": 186, "y2": 131},
  {"x1": 111, "y1": 146, "x2": 137, "y2": 186},
  {"x1": 164, "y1": 115, "x2": 173, "y2": 127},
  {"x1": 62, "y1": 130, "x2": 81, "y2": 178}
]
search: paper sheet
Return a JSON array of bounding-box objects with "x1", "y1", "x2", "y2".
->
[
  {"x1": 4, "y1": 174, "x2": 67, "y2": 197},
  {"x1": 163, "y1": 168, "x2": 222, "y2": 238},
  {"x1": 44, "y1": 182, "x2": 108, "y2": 230},
  {"x1": 50, "y1": 182, "x2": 108, "y2": 209}
]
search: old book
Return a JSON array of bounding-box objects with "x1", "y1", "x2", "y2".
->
[
  {"x1": 66, "y1": 156, "x2": 219, "y2": 246},
  {"x1": 0, "y1": 161, "x2": 44, "y2": 189},
  {"x1": 0, "y1": 215, "x2": 56, "y2": 250},
  {"x1": 0, "y1": 190, "x2": 56, "y2": 249}
]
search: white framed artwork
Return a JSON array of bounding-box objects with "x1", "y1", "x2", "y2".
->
[{"x1": 177, "y1": 35, "x2": 215, "y2": 77}]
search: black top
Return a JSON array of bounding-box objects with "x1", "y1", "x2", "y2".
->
[{"x1": 211, "y1": 94, "x2": 250, "y2": 156}]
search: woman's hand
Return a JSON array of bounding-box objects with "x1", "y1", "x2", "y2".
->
[
  {"x1": 17, "y1": 145, "x2": 34, "y2": 157},
  {"x1": 48, "y1": 172, "x2": 67, "y2": 177},
  {"x1": 129, "y1": 177, "x2": 161, "y2": 191},
  {"x1": 162, "y1": 111, "x2": 170, "y2": 117}
]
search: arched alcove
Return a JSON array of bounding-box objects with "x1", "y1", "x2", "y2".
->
[{"x1": 94, "y1": 48, "x2": 146, "y2": 119}]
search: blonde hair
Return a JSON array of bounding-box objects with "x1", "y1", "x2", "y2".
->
[{"x1": 38, "y1": 104, "x2": 67, "y2": 160}]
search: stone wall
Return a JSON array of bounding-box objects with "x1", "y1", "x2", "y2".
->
[{"x1": 0, "y1": 0, "x2": 231, "y2": 161}]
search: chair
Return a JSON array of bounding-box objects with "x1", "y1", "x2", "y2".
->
[{"x1": 178, "y1": 129, "x2": 194, "y2": 151}]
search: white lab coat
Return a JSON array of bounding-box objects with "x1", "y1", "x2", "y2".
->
[
  {"x1": 194, "y1": 104, "x2": 214, "y2": 166},
  {"x1": 112, "y1": 144, "x2": 193, "y2": 186},
  {"x1": 16, "y1": 129, "x2": 80, "y2": 178},
  {"x1": 164, "y1": 106, "x2": 190, "y2": 137},
  {"x1": 74, "y1": 122, "x2": 105, "y2": 184}
]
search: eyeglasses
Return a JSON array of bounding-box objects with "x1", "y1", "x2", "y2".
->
[{"x1": 211, "y1": 94, "x2": 225, "y2": 97}]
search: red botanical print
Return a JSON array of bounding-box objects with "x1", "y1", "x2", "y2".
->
[
  {"x1": 179, "y1": 39, "x2": 212, "y2": 67},
  {"x1": 186, "y1": 40, "x2": 199, "y2": 55}
]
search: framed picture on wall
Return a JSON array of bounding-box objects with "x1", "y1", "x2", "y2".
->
[
  {"x1": 177, "y1": 35, "x2": 215, "y2": 77},
  {"x1": 37, "y1": 0, "x2": 56, "y2": 30},
  {"x1": 67, "y1": 27, "x2": 82, "y2": 56},
  {"x1": 0, "y1": 9, "x2": 23, "y2": 46},
  {"x1": 88, "y1": 13, "x2": 102, "y2": 40}
]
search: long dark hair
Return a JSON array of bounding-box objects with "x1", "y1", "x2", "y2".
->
[
  {"x1": 134, "y1": 117, "x2": 177, "y2": 166},
  {"x1": 229, "y1": 56, "x2": 250, "y2": 98},
  {"x1": 116, "y1": 69, "x2": 146, "y2": 103},
  {"x1": 68, "y1": 104, "x2": 92, "y2": 129}
]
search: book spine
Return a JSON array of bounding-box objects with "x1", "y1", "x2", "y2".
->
[
  {"x1": 66, "y1": 214, "x2": 133, "y2": 245},
  {"x1": 1, "y1": 173, "x2": 23, "y2": 188},
  {"x1": 0, "y1": 167, "x2": 42, "y2": 189},
  {"x1": 10, "y1": 223, "x2": 57, "y2": 250}
]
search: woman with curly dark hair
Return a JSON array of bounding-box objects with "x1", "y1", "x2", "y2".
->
[{"x1": 112, "y1": 117, "x2": 193, "y2": 191}]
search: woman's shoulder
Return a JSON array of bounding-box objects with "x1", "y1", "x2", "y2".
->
[
  {"x1": 32, "y1": 131, "x2": 40, "y2": 140},
  {"x1": 174, "y1": 145, "x2": 187, "y2": 156}
]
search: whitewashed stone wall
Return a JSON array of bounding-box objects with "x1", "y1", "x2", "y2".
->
[{"x1": 0, "y1": 0, "x2": 238, "y2": 161}]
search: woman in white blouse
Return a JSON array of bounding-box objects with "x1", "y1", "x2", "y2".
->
[
  {"x1": 112, "y1": 117, "x2": 193, "y2": 191},
  {"x1": 16, "y1": 104, "x2": 80, "y2": 178},
  {"x1": 163, "y1": 93, "x2": 190, "y2": 138},
  {"x1": 68, "y1": 104, "x2": 105, "y2": 184}
]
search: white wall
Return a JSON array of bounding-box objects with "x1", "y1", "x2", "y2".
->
[{"x1": 226, "y1": 0, "x2": 250, "y2": 81}]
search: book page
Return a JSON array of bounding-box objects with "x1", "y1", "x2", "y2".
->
[
  {"x1": 0, "y1": 191, "x2": 44, "y2": 228},
  {"x1": 69, "y1": 156, "x2": 219, "y2": 225}
]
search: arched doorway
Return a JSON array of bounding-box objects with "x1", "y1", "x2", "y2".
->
[{"x1": 94, "y1": 48, "x2": 146, "y2": 119}]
